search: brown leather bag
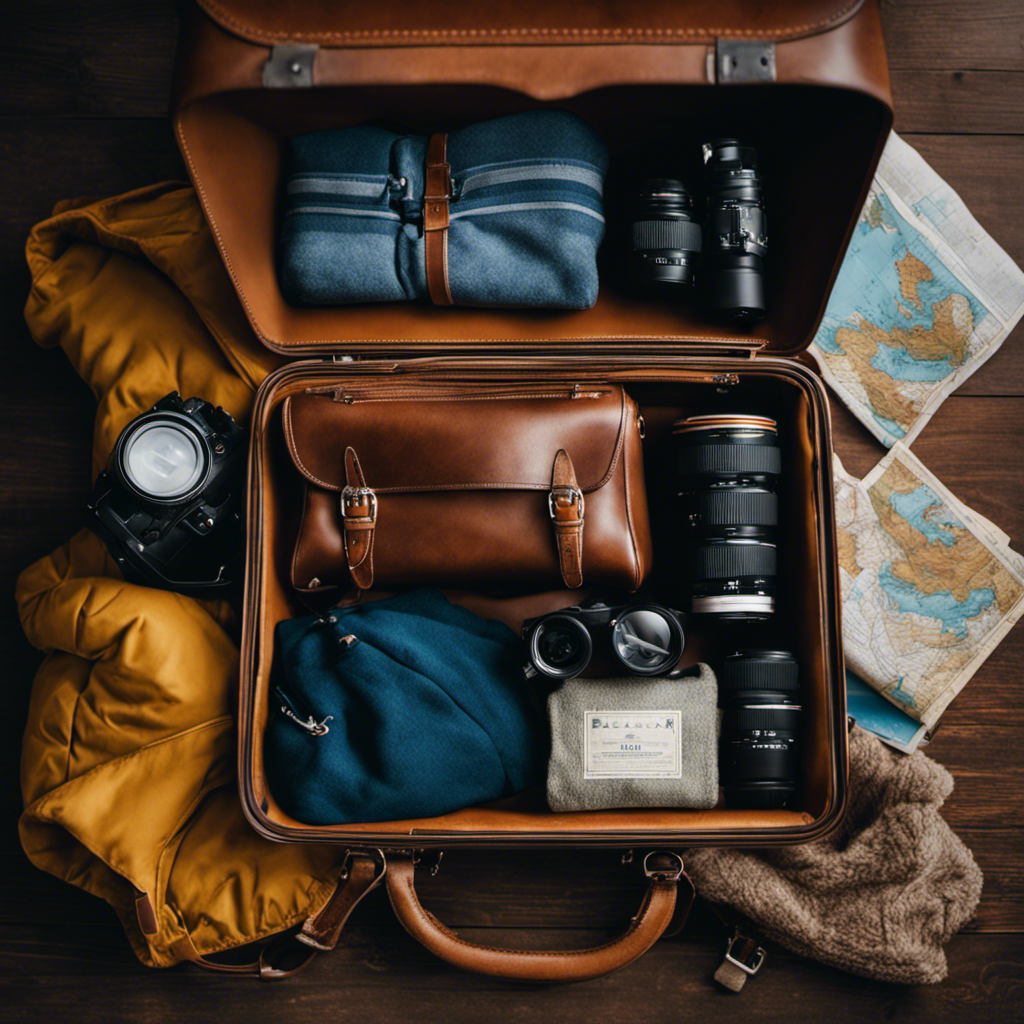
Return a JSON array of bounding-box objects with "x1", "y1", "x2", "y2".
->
[{"x1": 284, "y1": 384, "x2": 651, "y2": 593}]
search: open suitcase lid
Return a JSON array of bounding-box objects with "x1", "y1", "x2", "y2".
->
[{"x1": 172, "y1": 0, "x2": 893, "y2": 358}]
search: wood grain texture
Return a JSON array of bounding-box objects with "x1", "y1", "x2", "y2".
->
[{"x1": 1, "y1": 0, "x2": 1023, "y2": 1016}]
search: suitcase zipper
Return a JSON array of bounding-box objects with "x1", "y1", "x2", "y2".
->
[{"x1": 303, "y1": 382, "x2": 614, "y2": 403}]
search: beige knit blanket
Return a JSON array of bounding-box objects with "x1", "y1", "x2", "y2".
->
[{"x1": 686, "y1": 726, "x2": 983, "y2": 984}]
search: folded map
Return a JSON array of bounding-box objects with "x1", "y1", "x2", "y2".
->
[
  {"x1": 810, "y1": 133, "x2": 1024, "y2": 447},
  {"x1": 835, "y1": 444, "x2": 1024, "y2": 748}
]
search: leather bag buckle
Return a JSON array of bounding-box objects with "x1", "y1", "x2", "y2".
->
[
  {"x1": 548, "y1": 486, "x2": 584, "y2": 521},
  {"x1": 642, "y1": 850, "x2": 685, "y2": 883},
  {"x1": 724, "y1": 928, "x2": 766, "y2": 976},
  {"x1": 341, "y1": 486, "x2": 377, "y2": 519}
]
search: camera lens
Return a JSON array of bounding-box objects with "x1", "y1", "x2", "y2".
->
[
  {"x1": 703, "y1": 139, "x2": 767, "y2": 323},
  {"x1": 719, "y1": 650, "x2": 800, "y2": 809},
  {"x1": 611, "y1": 607, "x2": 685, "y2": 676},
  {"x1": 118, "y1": 415, "x2": 210, "y2": 502},
  {"x1": 629, "y1": 178, "x2": 702, "y2": 288},
  {"x1": 529, "y1": 615, "x2": 593, "y2": 680},
  {"x1": 675, "y1": 414, "x2": 780, "y2": 621}
]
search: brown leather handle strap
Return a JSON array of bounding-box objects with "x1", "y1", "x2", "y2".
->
[
  {"x1": 424, "y1": 131, "x2": 453, "y2": 305},
  {"x1": 172, "y1": 852, "x2": 385, "y2": 981},
  {"x1": 550, "y1": 448, "x2": 584, "y2": 589},
  {"x1": 385, "y1": 853, "x2": 682, "y2": 984},
  {"x1": 341, "y1": 446, "x2": 376, "y2": 590}
]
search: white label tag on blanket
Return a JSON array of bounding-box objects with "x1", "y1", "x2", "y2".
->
[{"x1": 583, "y1": 710, "x2": 682, "y2": 779}]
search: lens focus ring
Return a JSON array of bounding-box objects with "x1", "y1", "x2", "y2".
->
[
  {"x1": 677, "y1": 443, "x2": 781, "y2": 478},
  {"x1": 694, "y1": 489, "x2": 777, "y2": 527},
  {"x1": 691, "y1": 542, "x2": 776, "y2": 580},
  {"x1": 631, "y1": 219, "x2": 703, "y2": 252},
  {"x1": 722, "y1": 652, "x2": 799, "y2": 691},
  {"x1": 734, "y1": 706, "x2": 801, "y2": 732}
]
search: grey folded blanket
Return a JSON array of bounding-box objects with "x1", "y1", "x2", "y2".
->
[{"x1": 685, "y1": 725, "x2": 983, "y2": 985}]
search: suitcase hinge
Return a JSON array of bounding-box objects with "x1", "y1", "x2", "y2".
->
[
  {"x1": 709, "y1": 40, "x2": 776, "y2": 84},
  {"x1": 263, "y1": 44, "x2": 318, "y2": 88}
]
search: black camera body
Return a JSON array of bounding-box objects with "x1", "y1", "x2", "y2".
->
[
  {"x1": 86, "y1": 392, "x2": 246, "y2": 596},
  {"x1": 523, "y1": 598, "x2": 686, "y2": 680}
]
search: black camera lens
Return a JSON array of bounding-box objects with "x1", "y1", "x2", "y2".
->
[
  {"x1": 675, "y1": 414, "x2": 781, "y2": 620},
  {"x1": 529, "y1": 615, "x2": 593, "y2": 680},
  {"x1": 629, "y1": 178, "x2": 702, "y2": 288},
  {"x1": 113, "y1": 413, "x2": 212, "y2": 506},
  {"x1": 87, "y1": 392, "x2": 246, "y2": 596},
  {"x1": 719, "y1": 650, "x2": 801, "y2": 809},
  {"x1": 688, "y1": 538, "x2": 776, "y2": 620},
  {"x1": 611, "y1": 607, "x2": 685, "y2": 676},
  {"x1": 703, "y1": 139, "x2": 767, "y2": 323}
]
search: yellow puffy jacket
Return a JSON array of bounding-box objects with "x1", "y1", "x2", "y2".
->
[{"x1": 17, "y1": 183, "x2": 344, "y2": 969}]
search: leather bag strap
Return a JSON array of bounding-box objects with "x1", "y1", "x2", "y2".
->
[
  {"x1": 385, "y1": 852, "x2": 687, "y2": 984},
  {"x1": 550, "y1": 448, "x2": 584, "y2": 588},
  {"x1": 173, "y1": 853, "x2": 384, "y2": 980},
  {"x1": 341, "y1": 446, "x2": 376, "y2": 590},
  {"x1": 424, "y1": 132, "x2": 454, "y2": 305}
]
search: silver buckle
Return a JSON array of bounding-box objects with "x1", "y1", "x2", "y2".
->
[
  {"x1": 642, "y1": 850, "x2": 685, "y2": 882},
  {"x1": 725, "y1": 930, "x2": 766, "y2": 976},
  {"x1": 548, "y1": 486, "x2": 583, "y2": 520},
  {"x1": 342, "y1": 486, "x2": 377, "y2": 519}
]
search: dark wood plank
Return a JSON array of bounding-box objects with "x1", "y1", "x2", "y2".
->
[
  {"x1": 0, "y1": 1, "x2": 177, "y2": 117},
  {"x1": 0, "y1": 918, "x2": 1021, "y2": 1024},
  {"x1": 892, "y1": 71, "x2": 1024, "y2": 134},
  {"x1": 881, "y1": 0, "x2": 1024, "y2": 72}
]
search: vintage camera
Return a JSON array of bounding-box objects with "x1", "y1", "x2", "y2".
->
[
  {"x1": 86, "y1": 392, "x2": 246, "y2": 596},
  {"x1": 628, "y1": 178, "x2": 703, "y2": 289},
  {"x1": 702, "y1": 138, "x2": 768, "y2": 322},
  {"x1": 674, "y1": 413, "x2": 780, "y2": 621},
  {"x1": 719, "y1": 650, "x2": 801, "y2": 809},
  {"x1": 523, "y1": 598, "x2": 686, "y2": 680}
]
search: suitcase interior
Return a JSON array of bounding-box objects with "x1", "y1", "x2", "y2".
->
[
  {"x1": 174, "y1": 1, "x2": 893, "y2": 848},
  {"x1": 240, "y1": 355, "x2": 845, "y2": 847}
]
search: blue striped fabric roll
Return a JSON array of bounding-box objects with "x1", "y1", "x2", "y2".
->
[{"x1": 277, "y1": 111, "x2": 608, "y2": 309}]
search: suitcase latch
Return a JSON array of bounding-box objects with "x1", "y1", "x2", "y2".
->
[
  {"x1": 263, "y1": 44, "x2": 318, "y2": 88},
  {"x1": 711, "y1": 40, "x2": 776, "y2": 84}
]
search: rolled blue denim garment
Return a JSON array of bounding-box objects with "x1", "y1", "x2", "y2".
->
[
  {"x1": 264, "y1": 589, "x2": 547, "y2": 825},
  {"x1": 277, "y1": 110, "x2": 607, "y2": 309}
]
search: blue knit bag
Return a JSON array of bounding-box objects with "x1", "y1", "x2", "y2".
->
[
  {"x1": 264, "y1": 589, "x2": 548, "y2": 826},
  {"x1": 277, "y1": 110, "x2": 608, "y2": 309}
]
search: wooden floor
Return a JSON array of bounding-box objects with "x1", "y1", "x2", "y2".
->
[{"x1": 1, "y1": 3, "x2": 1023, "y2": 1021}]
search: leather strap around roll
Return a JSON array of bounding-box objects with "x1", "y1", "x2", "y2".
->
[
  {"x1": 424, "y1": 132, "x2": 453, "y2": 305},
  {"x1": 550, "y1": 448, "x2": 584, "y2": 589},
  {"x1": 386, "y1": 854, "x2": 679, "y2": 983},
  {"x1": 341, "y1": 446, "x2": 376, "y2": 590}
]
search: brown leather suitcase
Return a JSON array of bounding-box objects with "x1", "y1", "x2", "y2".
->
[{"x1": 172, "y1": 0, "x2": 893, "y2": 982}]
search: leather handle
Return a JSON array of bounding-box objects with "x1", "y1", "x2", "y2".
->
[{"x1": 385, "y1": 853, "x2": 683, "y2": 984}]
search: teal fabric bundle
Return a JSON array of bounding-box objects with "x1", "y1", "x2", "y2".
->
[
  {"x1": 277, "y1": 110, "x2": 608, "y2": 309},
  {"x1": 264, "y1": 589, "x2": 547, "y2": 825}
]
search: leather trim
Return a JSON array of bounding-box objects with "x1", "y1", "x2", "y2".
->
[
  {"x1": 195, "y1": 0, "x2": 867, "y2": 47},
  {"x1": 424, "y1": 132, "x2": 453, "y2": 306}
]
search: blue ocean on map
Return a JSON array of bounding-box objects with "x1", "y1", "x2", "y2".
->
[
  {"x1": 878, "y1": 560, "x2": 995, "y2": 639},
  {"x1": 813, "y1": 190, "x2": 990, "y2": 433},
  {"x1": 890, "y1": 485, "x2": 961, "y2": 546}
]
